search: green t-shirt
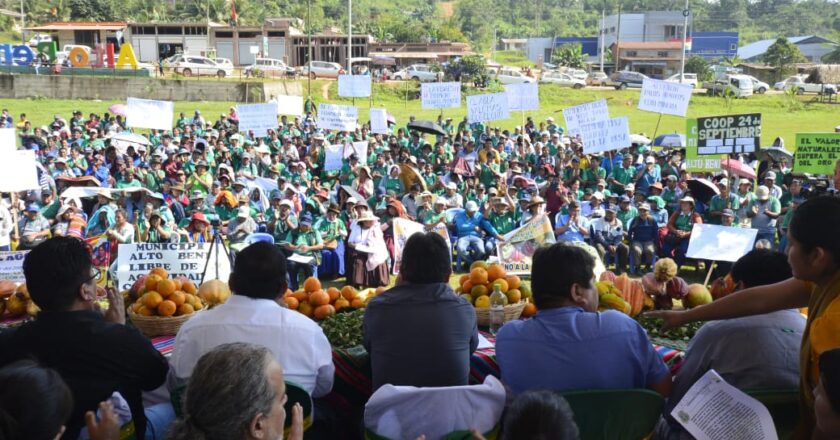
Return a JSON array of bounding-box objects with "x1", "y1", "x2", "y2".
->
[{"x1": 488, "y1": 211, "x2": 516, "y2": 235}]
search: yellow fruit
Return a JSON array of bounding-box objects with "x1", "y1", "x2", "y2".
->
[
  {"x1": 685, "y1": 284, "x2": 713, "y2": 308},
  {"x1": 170, "y1": 291, "x2": 186, "y2": 306},
  {"x1": 26, "y1": 300, "x2": 39, "y2": 317},
  {"x1": 471, "y1": 284, "x2": 489, "y2": 297},
  {"x1": 142, "y1": 291, "x2": 163, "y2": 309},
  {"x1": 298, "y1": 301, "x2": 313, "y2": 317},
  {"x1": 474, "y1": 295, "x2": 491, "y2": 309},
  {"x1": 470, "y1": 261, "x2": 488, "y2": 271},
  {"x1": 177, "y1": 303, "x2": 195, "y2": 316},
  {"x1": 303, "y1": 277, "x2": 321, "y2": 293},
  {"x1": 460, "y1": 293, "x2": 473, "y2": 304},
  {"x1": 198, "y1": 279, "x2": 231, "y2": 305},
  {"x1": 519, "y1": 284, "x2": 532, "y2": 299},
  {"x1": 334, "y1": 297, "x2": 351, "y2": 312},
  {"x1": 15, "y1": 284, "x2": 29, "y2": 300},
  {"x1": 487, "y1": 264, "x2": 506, "y2": 282},
  {"x1": 492, "y1": 279, "x2": 509, "y2": 294},
  {"x1": 157, "y1": 300, "x2": 177, "y2": 317},
  {"x1": 505, "y1": 289, "x2": 522, "y2": 304},
  {"x1": 599, "y1": 293, "x2": 627, "y2": 311}
]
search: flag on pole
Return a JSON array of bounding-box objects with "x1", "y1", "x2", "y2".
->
[{"x1": 230, "y1": 0, "x2": 238, "y2": 25}]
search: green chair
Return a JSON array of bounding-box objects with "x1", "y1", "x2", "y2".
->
[
  {"x1": 560, "y1": 389, "x2": 664, "y2": 440},
  {"x1": 284, "y1": 381, "x2": 314, "y2": 437},
  {"x1": 745, "y1": 389, "x2": 799, "y2": 440}
]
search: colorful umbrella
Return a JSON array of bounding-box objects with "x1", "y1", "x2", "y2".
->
[
  {"x1": 108, "y1": 104, "x2": 127, "y2": 116},
  {"x1": 721, "y1": 158, "x2": 757, "y2": 180},
  {"x1": 653, "y1": 133, "x2": 686, "y2": 148}
]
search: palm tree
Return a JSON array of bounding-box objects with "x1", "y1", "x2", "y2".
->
[
  {"x1": 722, "y1": 55, "x2": 743, "y2": 67},
  {"x1": 822, "y1": 45, "x2": 840, "y2": 63}
]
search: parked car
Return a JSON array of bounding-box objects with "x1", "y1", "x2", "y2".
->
[
  {"x1": 56, "y1": 45, "x2": 92, "y2": 63},
  {"x1": 490, "y1": 67, "x2": 536, "y2": 84},
  {"x1": 215, "y1": 58, "x2": 234, "y2": 69},
  {"x1": 740, "y1": 75, "x2": 769, "y2": 94},
  {"x1": 166, "y1": 54, "x2": 233, "y2": 78},
  {"x1": 565, "y1": 68, "x2": 589, "y2": 82},
  {"x1": 665, "y1": 73, "x2": 698, "y2": 88},
  {"x1": 299, "y1": 61, "x2": 344, "y2": 79},
  {"x1": 28, "y1": 34, "x2": 52, "y2": 47},
  {"x1": 244, "y1": 58, "x2": 295, "y2": 78},
  {"x1": 587, "y1": 71, "x2": 609, "y2": 86},
  {"x1": 773, "y1": 75, "x2": 836, "y2": 95},
  {"x1": 609, "y1": 71, "x2": 648, "y2": 89},
  {"x1": 703, "y1": 74, "x2": 753, "y2": 98},
  {"x1": 392, "y1": 64, "x2": 442, "y2": 82},
  {"x1": 540, "y1": 71, "x2": 586, "y2": 88}
]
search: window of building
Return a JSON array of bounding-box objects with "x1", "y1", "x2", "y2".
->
[
  {"x1": 626, "y1": 50, "x2": 637, "y2": 57},
  {"x1": 184, "y1": 27, "x2": 207, "y2": 35},
  {"x1": 239, "y1": 32, "x2": 260, "y2": 38},
  {"x1": 158, "y1": 26, "x2": 183, "y2": 35},
  {"x1": 74, "y1": 30, "x2": 96, "y2": 46},
  {"x1": 664, "y1": 25, "x2": 684, "y2": 40},
  {"x1": 730, "y1": 43, "x2": 737, "y2": 51},
  {"x1": 657, "y1": 51, "x2": 669, "y2": 57},
  {"x1": 216, "y1": 31, "x2": 233, "y2": 38},
  {"x1": 267, "y1": 31, "x2": 285, "y2": 37}
]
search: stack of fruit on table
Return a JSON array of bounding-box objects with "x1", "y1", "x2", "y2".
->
[
  {"x1": 454, "y1": 261, "x2": 537, "y2": 323},
  {"x1": 281, "y1": 277, "x2": 379, "y2": 321},
  {"x1": 0, "y1": 281, "x2": 39, "y2": 323}
]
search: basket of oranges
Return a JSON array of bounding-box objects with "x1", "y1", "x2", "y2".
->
[
  {"x1": 127, "y1": 268, "x2": 206, "y2": 337},
  {"x1": 456, "y1": 261, "x2": 537, "y2": 327}
]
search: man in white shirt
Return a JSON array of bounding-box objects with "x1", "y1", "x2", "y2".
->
[{"x1": 169, "y1": 242, "x2": 334, "y2": 397}]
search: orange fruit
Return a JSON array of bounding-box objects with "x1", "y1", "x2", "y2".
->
[
  {"x1": 506, "y1": 275, "x2": 521, "y2": 291},
  {"x1": 171, "y1": 278, "x2": 182, "y2": 291},
  {"x1": 170, "y1": 291, "x2": 186, "y2": 306},
  {"x1": 157, "y1": 279, "x2": 176, "y2": 297},
  {"x1": 144, "y1": 274, "x2": 162, "y2": 291},
  {"x1": 142, "y1": 291, "x2": 163, "y2": 309},
  {"x1": 375, "y1": 286, "x2": 387, "y2": 296},
  {"x1": 350, "y1": 298, "x2": 365, "y2": 308},
  {"x1": 177, "y1": 303, "x2": 195, "y2": 316},
  {"x1": 459, "y1": 274, "x2": 470, "y2": 286},
  {"x1": 470, "y1": 284, "x2": 489, "y2": 297},
  {"x1": 150, "y1": 267, "x2": 169, "y2": 279},
  {"x1": 303, "y1": 277, "x2": 321, "y2": 293},
  {"x1": 462, "y1": 279, "x2": 474, "y2": 293},
  {"x1": 326, "y1": 287, "x2": 341, "y2": 303},
  {"x1": 341, "y1": 286, "x2": 358, "y2": 301},
  {"x1": 521, "y1": 302, "x2": 537, "y2": 318},
  {"x1": 487, "y1": 264, "x2": 506, "y2": 282},
  {"x1": 519, "y1": 284, "x2": 532, "y2": 299},
  {"x1": 137, "y1": 305, "x2": 153, "y2": 316},
  {"x1": 298, "y1": 301, "x2": 313, "y2": 317},
  {"x1": 334, "y1": 297, "x2": 350, "y2": 311},
  {"x1": 157, "y1": 300, "x2": 177, "y2": 317},
  {"x1": 492, "y1": 279, "x2": 509, "y2": 294},
  {"x1": 506, "y1": 289, "x2": 522, "y2": 304},
  {"x1": 470, "y1": 268, "x2": 489, "y2": 285},
  {"x1": 283, "y1": 296, "x2": 299, "y2": 310},
  {"x1": 181, "y1": 279, "x2": 198, "y2": 295},
  {"x1": 470, "y1": 261, "x2": 488, "y2": 271},
  {"x1": 313, "y1": 304, "x2": 336, "y2": 320},
  {"x1": 291, "y1": 290, "x2": 308, "y2": 302},
  {"x1": 309, "y1": 290, "x2": 330, "y2": 307}
]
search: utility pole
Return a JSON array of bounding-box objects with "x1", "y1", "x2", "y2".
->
[
  {"x1": 615, "y1": 3, "x2": 622, "y2": 71},
  {"x1": 492, "y1": 28, "x2": 496, "y2": 61},
  {"x1": 679, "y1": 0, "x2": 690, "y2": 83},
  {"x1": 599, "y1": 0, "x2": 605, "y2": 72},
  {"x1": 347, "y1": 0, "x2": 352, "y2": 74},
  {"x1": 20, "y1": 0, "x2": 24, "y2": 44},
  {"x1": 307, "y1": 0, "x2": 312, "y2": 97}
]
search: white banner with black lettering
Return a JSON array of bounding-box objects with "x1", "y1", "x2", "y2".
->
[
  {"x1": 0, "y1": 251, "x2": 28, "y2": 283},
  {"x1": 317, "y1": 104, "x2": 358, "y2": 131},
  {"x1": 563, "y1": 99, "x2": 610, "y2": 138},
  {"x1": 505, "y1": 82, "x2": 540, "y2": 111},
  {"x1": 638, "y1": 78, "x2": 693, "y2": 117},
  {"x1": 466, "y1": 92, "x2": 510, "y2": 123},
  {"x1": 236, "y1": 102, "x2": 279, "y2": 137},
  {"x1": 421, "y1": 82, "x2": 462, "y2": 109},
  {"x1": 580, "y1": 117, "x2": 631, "y2": 154},
  {"x1": 116, "y1": 243, "x2": 231, "y2": 291}
]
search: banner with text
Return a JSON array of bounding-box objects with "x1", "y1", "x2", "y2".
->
[
  {"x1": 317, "y1": 104, "x2": 358, "y2": 131},
  {"x1": 685, "y1": 119, "x2": 724, "y2": 172},
  {"x1": 237, "y1": 102, "x2": 279, "y2": 137},
  {"x1": 696, "y1": 113, "x2": 761, "y2": 155},
  {"x1": 580, "y1": 116, "x2": 631, "y2": 154},
  {"x1": 794, "y1": 133, "x2": 840, "y2": 175},
  {"x1": 324, "y1": 144, "x2": 344, "y2": 172},
  {"x1": 563, "y1": 99, "x2": 610, "y2": 138},
  {"x1": 638, "y1": 79, "x2": 692, "y2": 117},
  {"x1": 337, "y1": 75, "x2": 372, "y2": 98},
  {"x1": 686, "y1": 224, "x2": 757, "y2": 262},
  {"x1": 369, "y1": 108, "x2": 389, "y2": 134},
  {"x1": 505, "y1": 82, "x2": 540, "y2": 111},
  {"x1": 421, "y1": 82, "x2": 461, "y2": 109},
  {"x1": 497, "y1": 215, "x2": 556, "y2": 275},
  {"x1": 126, "y1": 97, "x2": 174, "y2": 131},
  {"x1": 274, "y1": 95, "x2": 304, "y2": 116},
  {"x1": 343, "y1": 141, "x2": 368, "y2": 160},
  {"x1": 0, "y1": 150, "x2": 39, "y2": 192},
  {"x1": 116, "y1": 242, "x2": 231, "y2": 291},
  {"x1": 466, "y1": 92, "x2": 510, "y2": 123},
  {"x1": 392, "y1": 218, "x2": 451, "y2": 274},
  {"x1": 0, "y1": 251, "x2": 28, "y2": 283}
]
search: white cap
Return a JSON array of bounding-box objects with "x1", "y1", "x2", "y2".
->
[
  {"x1": 645, "y1": 156, "x2": 656, "y2": 164},
  {"x1": 237, "y1": 206, "x2": 251, "y2": 218},
  {"x1": 756, "y1": 185, "x2": 770, "y2": 201},
  {"x1": 465, "y1": 200, "x2": 479, "y2": 212}
]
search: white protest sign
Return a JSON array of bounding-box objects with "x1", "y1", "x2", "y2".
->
[
  {"x1": 466, "y1": 92, "x2": 510, "y2": 123},
  {"x1": 686, "y1": 224, "x2": 758, "y2": 262},
  {"x1": 274, "y1": 95, "x2": 304, "y2": 116},
  {"x1": 0, "y1": 128, "x2": 16, "y2": 154},
  {"x1": 0, "y1": 150, "x2": 39, "y2": 192},
  {"x1": 125, "y1": 97, "x2": 174, "y2": 131},
  {"x1": 324, "y1": 144, "x2": 344, "y2": 172},
  {"x1": 337, "y1": 75, "x2": 372, "y2": 98},
  {"x1": 563, "y1": 99, "x2": 610, "y2": 137},
  {"x1": 0, "y1": 251, "x2": 28, "y2": 283},
  {"x1": 116, "y1": 242, "x2": 231, "y2": 291},
  {"x1": 421, "y1": 82, "x2": 461, "y2": 109},
  {"x1": 236, "y1": 102, "x2": 278, "y2": 137},
  {"x1": 638, "y1": 78, "x2": 693, "y2": 117},
  {"x1": 369, "y1": 108, "x2": 388, "y2": 134},
  {"x1": 318, "y1": 104, "x2": 358, "y2": 131},
  {"x1": 580, "y1": 117, "x2": 631, "y2": 154},
  {"x1": 343, "y1": 141, "x2": 368, "y2": 160},
  {"x1": 505, "y1": 82, "x2": 540, "y2": 111},
  {"x1": 672, "y1": 370, "x2": 778, "y2": 440}
]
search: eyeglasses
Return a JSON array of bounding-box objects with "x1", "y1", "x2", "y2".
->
[{"x1": 83, "y1": 267, "x2": 101, "y2": 285}]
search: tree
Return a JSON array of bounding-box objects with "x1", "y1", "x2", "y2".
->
[
  {"x1": 823, "y1": 45, "x2": 840, "y2": 63},
  {"x1": 552, "y1": 43, "x2": 586, "y2": 68},
  {"x1": 445, "y1": 54, "x2": 487, "y2": 84},
  {"x1": 684, "y1": 56, "x2": 712, "y2": 82},
  {"x1": 721, "y1": 55, "x2": 743, "y2": 67},
  {"x1": 762, "y1": 37, "x2": 807, "y2": 81}
]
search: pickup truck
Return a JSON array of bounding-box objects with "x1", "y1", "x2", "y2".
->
[
  {"x1": 773, "y1": 75, "x2": 836, "y2": 95},
  {"x1": 703, "y1": 74, "x2": 753, "y2": 98}
]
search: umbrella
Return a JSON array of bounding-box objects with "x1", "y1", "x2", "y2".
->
[
  {"x1": 407, "y1": 120, "x2": 447, "y2": 137},
  {"x1": 653, "y1": 133, "x2": 686, "y2": 148},
  {"x1": 686, "y1": 178, "x2": 720, "y2": 204},
  {"x1": 758, "y1": 146, "x2": 793, "y2": 162},
  {"x1": 399, "y1": 163, "x2": 427, "y2": 192},
  {"x1": 721, "y1": 158, "x2": 757, "y2": 180},
  {"x1": 386, "y1": 113, "x2": 396, "y2": 127},
  {"x1": 108, "y1": 104, "x2": 127, "y2": 116},
  {"x1": 630, "y1": 134, "x2": 651, "y2": 145},
  {"x1": 110, "y1": 132, "x2": 151, "y2": 155},
  {"x1": 450, "y1": 157, "x2": 474, "y2": 177}
]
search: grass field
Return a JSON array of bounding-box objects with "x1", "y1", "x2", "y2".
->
[{"x1": 1, "y1": 80, "x2": 837, "y2": 148}]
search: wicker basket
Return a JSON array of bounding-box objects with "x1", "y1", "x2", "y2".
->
[
  {"x1": 128, "y1": 307, "x2": 204, "y2": 337},
  {"x1": 475, "y1": 301, "x2": 526, "y2": 327}
]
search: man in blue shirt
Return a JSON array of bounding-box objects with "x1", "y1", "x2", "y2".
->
[
  {"x1": 554, "y1": 201, "x2": 589, "y2": 242},
  {"x1": 495, "y1": 243, "x2": 671, "y2": 396},
  {"x1": 634, "y1": 156, "x2": 661, "y2": 195},
  {"x1": 450, "y1": 201, "x2": 503, "y2": 268}
]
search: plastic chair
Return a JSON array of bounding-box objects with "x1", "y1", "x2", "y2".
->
[
  {"x1": 560, "y1": 389, "x2": 664, "y2": 440},
  {"x1": 745, "y1": 389, "x2": 798, "y2": 440},
  {"x1": 284, "y1": 381, "x2": 314, "y2": 437}
]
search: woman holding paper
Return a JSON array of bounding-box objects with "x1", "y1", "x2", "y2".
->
[{"x1": 346, "y1": 210, "x2": 389, "y2": 288}]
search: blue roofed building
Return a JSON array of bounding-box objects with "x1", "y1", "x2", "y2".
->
[
  {"x1": 738, "y1": 35, "x2": 837, "y2": 64},
  {"x1": 690, "y1": 32, "x2": 738, "y2": 60}
]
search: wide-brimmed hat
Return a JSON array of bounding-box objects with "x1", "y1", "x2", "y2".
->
[
  {"x1": 527, "y1": 196, "x2": 546, "y2": 208},
  {"x1": 327, "y1": 203, "x2": 341, "y2": 214},
  {"x1": 680, "y1": 196, "x2": 696, "y2": 205},
  {"x1": 96, "y1": 189, "x2": 113, "y2": 200},
  {"x1": 357, "y1": 211, "x2": 379, "y2": 222},
  {"x1": 190, "y1": 212, "x2": 211, "y2": 225},
  {"x1": 755, "y1": 186, "x2": 770, "y2": 201}
]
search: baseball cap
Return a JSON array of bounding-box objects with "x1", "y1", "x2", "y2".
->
[
  {"x1": 237, "y1": 206, "x2": 250, "y2": 218},
  {"x1": 765, "y1": 171, "x2": 776, "y2": 180},
  {"x1": 756, "y1": 185, "x2": 770, "y2": 201},
  {"x1": 638, "y1": 203, "x2": 651, "y2": 211},
  {"x1": 300, "y1": 213, "x2": 313, "y2": 226},
  {"x1": 619, "y1": 195, "x2": 631, "y2": 203},
  {"x1": 722, "y1": 208, "x2": 735, "y2": 217},
  {"x1": 26, "y1": 203, "x2": 39, "y2": 212},
  {"x1": 465, "y1": 201, "x2": 479, "y2": 212},
  {"x1": 645, "y1": 156, "x2": 655, "y2": 164},
  {"x1": 718, "y1": 178, "x2": 729, "y2": 187}
]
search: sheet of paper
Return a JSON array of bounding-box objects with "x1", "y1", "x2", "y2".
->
[
  {"x1": 354, "y1": 243, "x2": 375, "y2": 254},
  {"x1": 671, "y1": 369, "x2": 778, "y2": 440},
  {"x1": 477, "y1": 333, "x2": 494, "y2": 350},
  {"x1": 288, "y1": 253, "x2": 315, "y2": 264}
]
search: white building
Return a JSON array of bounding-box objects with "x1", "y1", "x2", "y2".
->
[{"x1": 602, "y1": 11, "x2": 690, "y2": 49}]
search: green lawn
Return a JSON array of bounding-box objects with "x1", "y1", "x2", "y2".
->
[
  {"x1": 491, "y1": 50, "x2": 536, "y2": 68},
  {"x1": 1, "y1": 80, "x2": 836, "y2": 147}
]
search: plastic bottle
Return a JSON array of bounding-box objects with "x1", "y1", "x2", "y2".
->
[{"x1": 489, "y1": 283, "x2": 506, "y2": 335}]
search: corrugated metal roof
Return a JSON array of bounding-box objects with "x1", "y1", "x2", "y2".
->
[
  {"x1": 737, "y1": 36, "x2": 836, "y2": 60},
  {"x1": 26, "y1": 21, "x2": 127, "y2": 31}
]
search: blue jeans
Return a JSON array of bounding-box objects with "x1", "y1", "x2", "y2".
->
[
  {"x1": 144, "y1": 403, "x2": 176, "y2": 440},
  {"x1": 663, "y1": 238, "x2": 690, "y2": 267},
  {"x1": 457, "y1": 236, "x2": 485, "y2": 267},
  {"x1": 484, "y1": 237, "x2": 500, "y2": 256}
]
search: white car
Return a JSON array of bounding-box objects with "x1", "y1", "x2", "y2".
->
[
  {"x1": 491, "y1": 68, "x2": 536, "y2": 84},
  {"x1": 588, "y1": 71, "x2": 609, "y2": 86},
  {"x1": 299, "y1": 61, "x2": 344, "y2": 79},
  {"x1": 167, "y1": 54, "x2": 233, "y2": 78},
  {"x1": 665, "y1": 73, "x2": 698, "y2": 88},
  {"x1": 215, "y1": 58, "x2": 234, "y2": 69},
  {"x1": 744, "y1": 75, "x2": 769, "y2": 94},
  {"x1": 773, "y1": 75, "x2": 836, "y2": 94},
  {"x1": 392, "y1": 64, "x2": 442, "y2": 82},
  {"x1": 244, "y1": 58, "x2": 295, "y2": 78},
  {"x1": 28, "y1": 34, "x2": 52, "y2": 47},
  {"x1": 540, "y1": 71, "x2": 586, "y2": 88}
]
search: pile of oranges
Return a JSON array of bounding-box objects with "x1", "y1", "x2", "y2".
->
[
  {"x1": 282, "y1": 277, "x2": 379, "y2": 321},
  {"x1": 455, "y1": 261, "x2": 537, "y2": 318},
  {"x1": 129, "y1": 268, "x2": 204, "y2": 317}
]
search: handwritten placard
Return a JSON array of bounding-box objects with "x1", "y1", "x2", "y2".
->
[
  {"x1": 343, "y1": 141, "x2": 368, "y2": 160},
  {"x1": 505, "y1": 82, "x2": 540, "y2": 111},
  {"x1": 793, "y1": 133, "x2": 840, "y2": 175},
  {"x1": 0, "y1": 150, "x2": 39, "y2": 192},
  {"x1": 686, "y1": 224, "x2": 758, "y2": 262},
  {"x1": 0, "y1": 251, "x2": 28, "y2": 283},
  {"x1": 466, "y1": 92, "x2": 510, "y2": 123},
  {"x1": 369, "y1": 108, "x2": 388, "y2": 134},
  {"x1": 638, "y1": 78, "x2": 693, "y2": 117},
  {"x1": 274, "y1": 95, "x2": 304, "y2": 116},
  {"x1": 236, "y1": 102, "x2": 278, "y2": 137},
  {"x1": 324, "y1": 144, "x2": 344, "y2": 172},
  {"x1": 421, "y1": 82, "x2": 461, "y2": 109},
  {"x1": 563, "y1": 99, "x2": 609, "y2": 137},
  {"x1": 686, "y1": 118, "x2": 724, "y2": 172},
  {"x1": 317, "y1": 104, "x2": 358, "y2": 131},
  {"x1": 580, "y1": 117, "x2": 631, "y2": 154},
  {"x1": 337, "y1": 75, "x2": 372, "y2": 98},
  {"x1": 126, "y1": 97, "x2": 174, "y2": 130}
]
